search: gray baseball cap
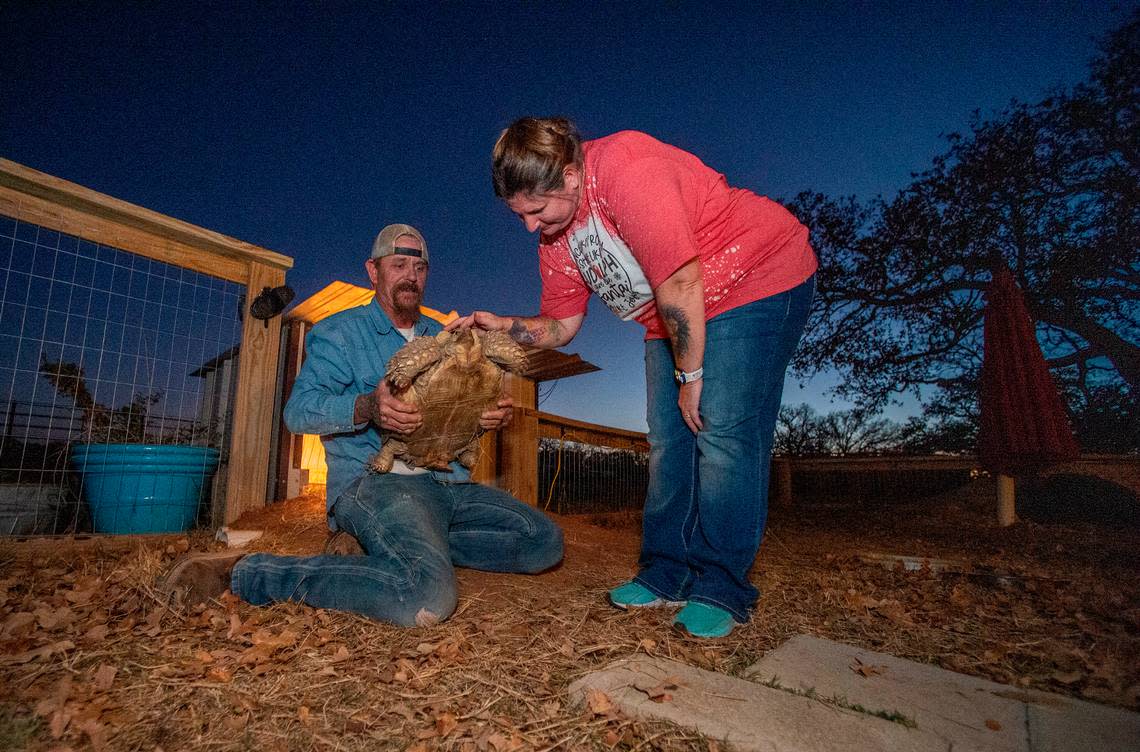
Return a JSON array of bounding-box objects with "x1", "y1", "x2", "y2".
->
[{"x1": 371, "y1": 223, "x2": 428, "y2": 264}]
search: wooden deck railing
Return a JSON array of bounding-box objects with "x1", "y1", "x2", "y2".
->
[{"x1": 537, "y1": 412, "x2": 650, "y2": 452}]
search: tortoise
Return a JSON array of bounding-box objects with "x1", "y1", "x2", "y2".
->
[{"x1": 369, "y1": 328, "x2": 528, "y2": 473}]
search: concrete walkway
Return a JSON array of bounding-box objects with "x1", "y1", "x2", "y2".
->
[{"x1": 568, "y1": 635, "x2": 1140, "y2": 751}]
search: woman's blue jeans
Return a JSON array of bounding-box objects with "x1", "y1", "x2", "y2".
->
[
  {"x1": 230, "y1": 474, "x2": 564, "y2": 627},
  {"x1": 634, "y1": 276, "x2": 814, "y2": 622}
]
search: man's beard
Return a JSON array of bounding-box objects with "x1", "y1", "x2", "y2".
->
[{"x1": 392, "y1": 282, "x2": 422, "y2": 319}]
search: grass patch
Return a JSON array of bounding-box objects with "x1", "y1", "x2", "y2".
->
[
  {"x1": 0, "y1": 706, "x2": 41, "y2": 751},
  {"x1": 759, "y1": 675, "x2": 918, "y2": 729}
]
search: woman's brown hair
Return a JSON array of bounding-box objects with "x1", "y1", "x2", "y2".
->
[{"x1": 491, "y1": 117, "x2": 583, "y2": 198}]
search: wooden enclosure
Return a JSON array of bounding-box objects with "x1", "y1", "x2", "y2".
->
[{"x1": 0, "y1": 158, "x2": 293, "y2": 524}]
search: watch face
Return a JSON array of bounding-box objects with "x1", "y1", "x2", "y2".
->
[{"x1": 675, "y1": 367, "x2": 701, "y2": 384}]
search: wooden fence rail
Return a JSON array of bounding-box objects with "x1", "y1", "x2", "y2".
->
[
  {"x1": 537, "y1": 412, "x2": 650, "y2": 452},
  {"x1": 488, "y1": 404, "x2": 1139, "y2": 515},
  {"x1": 0, "y1": 158, "x2": 293, "y2": 525}
]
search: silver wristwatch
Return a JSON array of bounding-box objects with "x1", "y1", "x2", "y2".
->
[{"x1": 674, "y1": 367, "x2": 704, "y2": 384}]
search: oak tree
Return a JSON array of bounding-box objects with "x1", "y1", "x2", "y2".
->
[{"x1": 788, "y1": 13, "x2": 1138, "y2": 440}]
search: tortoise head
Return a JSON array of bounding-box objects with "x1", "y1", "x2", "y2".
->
[{"x1": 447, "y1": 328, "x2": 484, "y2": 369}]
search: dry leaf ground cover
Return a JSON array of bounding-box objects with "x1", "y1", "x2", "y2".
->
[{"x1": 1, "y1": 478, "x2": 1138, "y2": 751}]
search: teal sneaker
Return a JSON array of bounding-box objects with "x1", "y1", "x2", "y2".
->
[
  {"x1": 607, "y1": 581, "x2": 685, "y2": 610},
  {"x1": 672, "y1": 602, "x2": 736, "y2": 638}
]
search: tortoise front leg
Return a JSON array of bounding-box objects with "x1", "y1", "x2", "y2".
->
[
  {"x1": 369, "y1": 439, "x2": 406, "y2": 473},
  {"x1": 385, "y1": 336, "x2": 444, "y2": 390},
  {"x1": 479, "y1": 330, "x2": 528, "y2": 374}
]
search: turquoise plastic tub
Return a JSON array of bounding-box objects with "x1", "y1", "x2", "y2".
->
[{"x1": 70, "y1": 444, "x2": 221, "y2": 534}]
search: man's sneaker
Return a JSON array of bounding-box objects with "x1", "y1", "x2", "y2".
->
[
  {"x1": 672, "y1": 601, "x2": 736, "y2": 638},
  {"x1": 323, "y1": 530, "x2": 365, "y2": 556},
  {"x1": 607, "y1": 581, "x2": 685, "y2": 610},
  {"x1": 159, "y1": 551, "x2": 245, "y2": 607}
]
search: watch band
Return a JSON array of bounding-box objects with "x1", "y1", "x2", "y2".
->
[{"x1": 674, "y1": 366, "x2": 704, "y2": 384}]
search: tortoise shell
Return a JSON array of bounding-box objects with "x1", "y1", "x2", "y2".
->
[{"x1": 369, "y1": 329, "x2": 527, "y2": 473}]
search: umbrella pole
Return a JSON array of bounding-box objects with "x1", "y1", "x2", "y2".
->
[{"x1": 997, "y1": 474, "x2": 1017, "y2": 526}]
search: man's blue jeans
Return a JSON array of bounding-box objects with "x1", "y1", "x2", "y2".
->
[
  {"x1": 634, "y1": 276, "x2": 814, "y2": 622},
  {"x1": 230, "y1": 474, "x2": 564, "y2": 627}
]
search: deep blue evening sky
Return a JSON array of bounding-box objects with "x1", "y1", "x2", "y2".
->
[{"x1": 1, "y1": 1, "x2": 1132, "y2": 431}]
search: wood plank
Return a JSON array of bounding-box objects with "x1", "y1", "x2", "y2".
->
[
  {"x1": 537, "y1": 420, "x2": 649, "y2": 451},
  {"x1": 519, "y1": 346, "x2": 600, "y2": 382},
  {"x1": 535, "y1": 410, "x2": 652, "y2": 453},
  {"x1": 997, "y1": 474, "x2": 1017, "y2": 527},
  {"x1": 0, "y1": 159, "x2": 292, "y2": 272},
  {"x1": 499, "y1": 407, "x2": 539, "y2": 506},
  {"x1": 537, "y1": 411, "x2": 649, "y2": 442},
  {"x1": 273, "y1": 320, "x2": 305, "y2": 500},
  {"x1": 783, "y1": 455, "x2": 980, "y2": 472},
  {"x1": 224, "y1": 262, "x2": 287, "y2": 522},
  {"x1": 491, "y1": 374, "x2": 539, "y2": 501},
  {"x1": 0, "y1": 187, "x2": 250, "y2": 283},
  {"x1": 286, "y1": 281, "x2": 374, "y2": 324},
  {"x1": 503, "y1": 372, "x2": 537, "y2": 409},
  {"x1": 774, "y1": 458, "x2": 794, "y2": 509}
]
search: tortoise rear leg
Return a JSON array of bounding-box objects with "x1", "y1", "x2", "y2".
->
[
  {"x1": 369, "y1": 440, "x2": 406, "y2": 473},
  {"x1": 457, "y1": 438, "x2": 481, "y2": 470}
]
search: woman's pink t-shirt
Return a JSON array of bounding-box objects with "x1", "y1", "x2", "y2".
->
[{"x1": 536, "y1": 130, "x2": 818, "y2": 339}]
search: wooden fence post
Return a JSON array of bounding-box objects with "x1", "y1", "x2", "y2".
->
[
  {"x1": 223, "y1": 262, "x2": 286, "y2": 523},
  {"x1": 500, "y1": 408, "x2": 539, "y2": 505},
  {"x1": 774, "y1": 457, "x2": 794, "y2": 509},
  {"x1": 497, "y1": 373, "x2": 539, "y2": 505},
  {"x1": 996, "y1": 474, "x2": 1017, "y2": 527}
]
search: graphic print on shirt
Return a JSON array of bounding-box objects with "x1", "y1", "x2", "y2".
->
[{"x1": 567, "y1": 213, "x2": 654, "y2": 320}]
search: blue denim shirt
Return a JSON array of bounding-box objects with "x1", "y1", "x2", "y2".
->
[{"x1": 283, "y1": 299, "x2": 470, "y2": 526}]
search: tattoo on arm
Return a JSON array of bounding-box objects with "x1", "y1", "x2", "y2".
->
[
  {"x1": 508, "y1": 316, "x2": 566, "y2": 347},
  {"x1": 355, "y1": 393, "x2": 379, "y2": 424},
  {"x1": 508, "y1": 319, "x2": 538, "y2": 345},
  {"x1": 660, "y1": 305, "x2": 691, "y2": 358}
]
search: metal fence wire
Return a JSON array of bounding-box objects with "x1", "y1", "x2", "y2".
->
[
  {"x1": 538, "y1": 437, "x2": 649, "y2": 515},
  {"x1": 0, "y1": 213, "x2": 244, "y2": 536},
  {"x1": 536, "y1": 431, "x2": 976, "y2": 516},
  {"x1": 778, "y1": 463, "x2": 974, "y2": 506}
]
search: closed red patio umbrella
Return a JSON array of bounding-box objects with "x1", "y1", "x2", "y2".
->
[{"x1": 977, "y1": 265, "x2": 1080, "y2": 525}]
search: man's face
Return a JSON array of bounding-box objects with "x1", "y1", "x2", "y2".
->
[{"x1": 368, "y1": 234, "x2": 428, "y2": 322}]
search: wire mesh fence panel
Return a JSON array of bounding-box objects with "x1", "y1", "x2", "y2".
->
[
  {"x1": 785, "y1": 463, "x2": 974, "y2": 505},
  {"x1": 0, "y1": 212, "x2": 244, "y2": 536},
  {"x1": 537, "y1": 433, "x2": 976, "y2": 516},
  {"x1": 539, "y1": 438, "x2": 648, "y2": 515}
]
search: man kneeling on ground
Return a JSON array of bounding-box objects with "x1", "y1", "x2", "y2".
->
[{"x1": 162, "y1": 223, "x2": 564, "y2": 626}]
